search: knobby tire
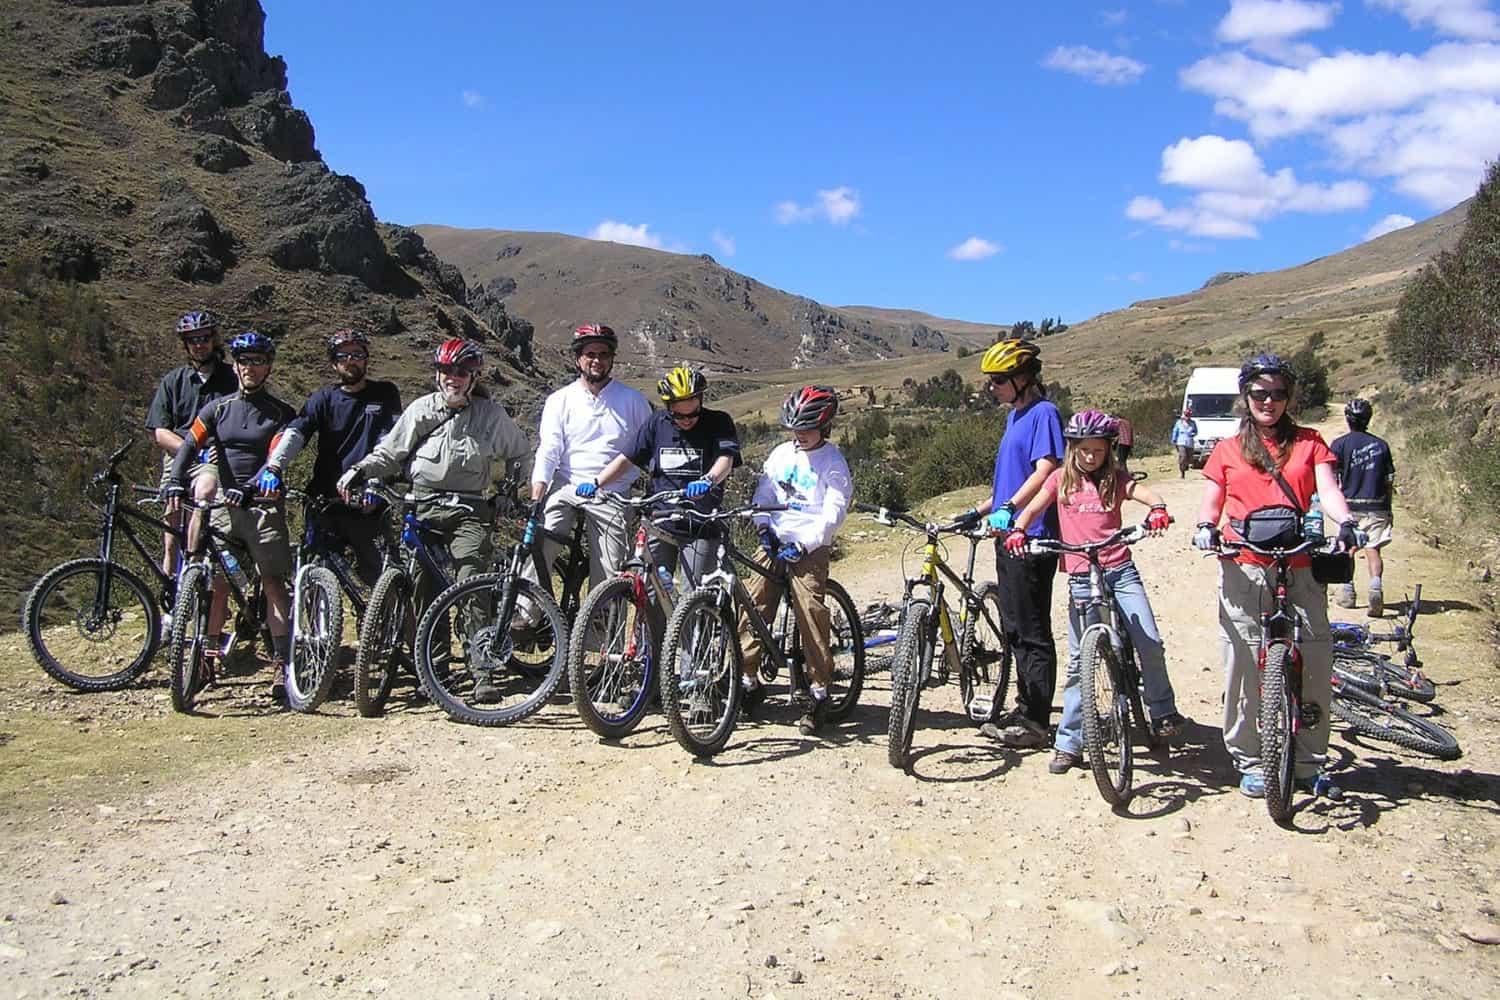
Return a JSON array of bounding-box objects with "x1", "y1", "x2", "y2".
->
[
  {"x1": 353, "y1": 569, "x2": 409, "y2": 718},
  {"x1": 23, "y1": 558, "x2": 161, "y2": 691},
  {"x1": 659, "y1": 587, "x2": 742, "y2": 758},
  {"x1": 1078, "y1": 628, "x2": 1132, "y2": 806},
  {"x1": 1260, "y1": 644, "x2": 1296, "y2": 823},
  {"x1": 958, "y1": 583, "x2": 1010, "y2": 724},
  {"x1": 1332, "y1": 684, "x2": 1461, "y2": 760},
  {"x1": 285, "y1": 566, "x2": 343, "y2": 714},
  {"x1": 1333, "y1": 651, "x2": 1436, "y2": 703},
  {"x1": 168, "y1": 565, "x2": 210, "y2": 715},
  {"x1": 886, "y1": 600, "x2": 929, "y2": 771},
  {"x1": 568, "y1": 576, "x2": 655, "y2": 740}
]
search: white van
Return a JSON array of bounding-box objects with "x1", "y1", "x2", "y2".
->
[{"x1": 1182, "y1": 367, "x2": 1241, "y2": 467}]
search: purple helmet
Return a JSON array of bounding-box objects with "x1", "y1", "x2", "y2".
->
[{"x1": 1063, "y1": 408, "x2": 1119, "y2": 441}]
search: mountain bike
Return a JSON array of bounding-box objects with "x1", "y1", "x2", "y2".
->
[
  {"x1": 658, "y1": 504, "x2": 865, "y2": 757},
  {"x1": 1026, "y1": 522, "x2": 1164, "y2": 805},
  {"x1": 1331, "y1": 583, "x2": 1434, "y2": 702},
  {"x1": 566, "y1": 489, "x2": 696, "y2": 739},
  {"x1": 412, "y1": 492, "x2": 588, "y2": 727},
  {"x1": 23, "y1": 440, "x2": 178, "y2": 691},
  {"x1": 281, "y1": 491, "x2": 378, "y2": 714},
  {"x1": 1329, "y1": 669, "x2": 1461, "y2": 759},
  {"x1": 166, "y1": 497, "x2": 276, "y2": 714},
  {"x1": 856, "y1": 504, "x2": 1010, "y2": 772}
]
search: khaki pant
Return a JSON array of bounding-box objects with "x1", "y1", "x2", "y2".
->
[
  {"x1": 413, "y1": 499, "x2": 494, "y2": 616},
  {"x1": 738, "y1": 545, "x2": 833, "y2": 689},
  {"x1": 1219, "y1": 561, "x2": 1332, "y2": 780}
]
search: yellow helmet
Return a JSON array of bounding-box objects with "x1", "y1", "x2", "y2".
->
[
  {"x1": 980, "y1": 338, "x2": 1041, "y2": 376},
  {"x1": 657, "y1": 366, "x2": 708, "y2": 403}
]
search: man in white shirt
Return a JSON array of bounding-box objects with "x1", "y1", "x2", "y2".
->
[{"x1": 526, "y1": 324, "x2": 653, "y2": 591}]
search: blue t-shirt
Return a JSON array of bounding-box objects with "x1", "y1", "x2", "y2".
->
[
  {"x1": 992, "y1": 397, "x2": 1065, "y2": 538},
  {"x1": 286, "y1": 381, "x2": 403, "y2": 496}
]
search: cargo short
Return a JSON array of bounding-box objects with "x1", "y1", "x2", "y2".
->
[{"x1": 1351, "y1": 510, "x2": 1393, "y2": 550}]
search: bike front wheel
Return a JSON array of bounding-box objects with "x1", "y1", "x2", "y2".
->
[
  {"x1": 1259, "y1": 643, "x2": 1296, "y2": 823},
  {"x1": 568, "y1": 575, "x2": 655, "y2": 740},
  {"x1": 168, "y1": 565, "x2": 211, "y2": 714},
  {"x1": 285, "y1": 565, "x2": 343, "y2": 714},
  {"x1": 353, "y1": 569, "x2": 411, "y2": 718},
  {"x1": 886, "y1": 599, "x2": 930, "y2": 771},
  {"x1": 1332, "y1": 684, "x2": 1461, "y2": 760},
  {"x1": 23, "y1": 558, "x2": 161, "y2": 691},
  {"x1": 958, "y1": 583, "x2": 1011, "y2": 725},
  {"x1": 1333, "y1": 650, "x2": 1436, "y2": 703},
  {"x1": 660, "y1": 587, "x2": 742, "y2": 757},
  {"x1": 415, "y1": 573, "x2": 566, "y2": 727},
  {"x1": 1078, "y1": 627, "x2": 1132, "y2": 806}
]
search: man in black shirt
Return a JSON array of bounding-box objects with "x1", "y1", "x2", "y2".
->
[
  {"x1": 1331, "y1": 397, "x2": 1396, "y2": 617},
  {"x1": 264, "y1": 330, "x2": 403, "y2": 585},
  {"x1": 144, "y1": 311, "x2": 238, "y2": 584}
]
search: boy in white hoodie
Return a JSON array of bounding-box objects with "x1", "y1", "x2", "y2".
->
[{"x1": 740, "y1": 386, "x2": 853, "y2": 735}]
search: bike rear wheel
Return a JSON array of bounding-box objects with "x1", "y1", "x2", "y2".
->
[
  {"x1": 958, "y1": 583, "x2": 1010, "y2": 724},
  {"x1": 886, "y1": 599, "x2": 930, "y2": 771},
  {"x1": 660, "y1": 587, "x2": 742, "y2": 757},
  {"x1": 168, "y1": 565, "x2": 211, "y2": 714},
  {"x1": 1260, "y1": 643, "x2": 1296, "y2": 823},
  {"x1": 415, "y1": 573, "x2": 566, "y2": 727},
  {"x1": 23, "y1": 558, "x2": 161, "y2": 691},
  {"x1": 1332, "y1": 684, "x2": 1461, "y2": 760},
  {"x1": 1078, "y1": 627, "x2": 1132, "y2": 805},
  {"x1": 568, "y1": 576, "x2": 655, "y2": 740},
  {"x1": 1333, "y1": 650, "x2": 1435, "y2": 703},
  {"x1": 285, "y1": 565, "x2": 343, "y2": 714},
  {"x1": 353, "y1": 569, "x2": 410, "y2": 718}
]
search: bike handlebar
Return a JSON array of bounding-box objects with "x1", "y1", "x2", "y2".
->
[
  {"x1": 1024, "y1": 520, "x2": 1161, "y2": 556},
  {"x1": 1206, "y1": 535, "x2": 1331, "y2": 559},
  {"x1": 855, "y1": 502, "x2": 984, "y2": 539},
  {"x1": 588, "y1": 488, "x2": 691, "y2": 510}
]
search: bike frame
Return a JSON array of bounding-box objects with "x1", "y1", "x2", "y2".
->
[{"x1": 902, "y1": 530, "x2": 987, "y2": 685}]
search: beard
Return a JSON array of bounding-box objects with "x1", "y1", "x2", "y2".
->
[
  {"x1": 582, "y1": 366, "x2": 611, "y2": 386},
  {"x1": 337, "y1": 365, "x2": 366, "y2": 386}
]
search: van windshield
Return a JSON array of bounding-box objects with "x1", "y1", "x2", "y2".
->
[{"x1": 1188, "y1": 394, "x2": 1239, "y2": 419}]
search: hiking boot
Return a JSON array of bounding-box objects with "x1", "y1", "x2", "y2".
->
[
  {"x1": 1334, "y1": 583, "x2": 1357, "y2": 609},
  {"x1": 1296, "y1": 773, "x2": 1344, "y2": 801},
  {"x1": 797, "y1": 695, "x2": 830, "y2": 736},
  {"x1": 269, "y1": 659, "x2": 288, "y2": 704},
  {"x1": 979, "y1": 710, "x2": 1049, "y2": 749},
  {"x1": 1239, "y1": 772, "x2": 1266, "y2": 798},
  {"x1": 472, "y1": 672, "x2": 502, "y2": 704},
  {"x1": 1048, "y1": 749, "x2": 1083, "y2": 774},
  {"x1": 1150, "y1": 711, "x2": 1187, "y2": 740},
  {"x1": 1366, "y1": 587, "x2": 1383, "y2": 618},
  {"x1": 740, "y1": 680, "x2": 767, "y2": 721}
]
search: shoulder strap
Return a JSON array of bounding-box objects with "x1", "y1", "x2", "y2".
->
[{"x1": 1267, "y1": 465, "x2": 1303, "y2": 513}]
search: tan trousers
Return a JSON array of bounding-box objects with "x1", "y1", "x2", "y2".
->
[{"x1": 738, "y1": 546, "x2": 833, "y2": 689}]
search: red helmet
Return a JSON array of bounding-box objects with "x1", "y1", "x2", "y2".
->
[
  {"x1": 571, "y1": 323, "x2": 618, "y2": 355},
  {"x1": 433, "y1": 337, "x2": 483, "y2": 373},
  {"x1": 780, "y1": 385, "x2": 839, "y2": 431}
]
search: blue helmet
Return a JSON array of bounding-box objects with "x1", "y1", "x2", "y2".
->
[
  {"x1": 228, "y1": 331, "x2": 276, "y2": 360},
  {"x1": 175, "y1": 310, "x2": 218, "y2": 335},
  {"x1": 1238, "y1": 353, "x2": 1295, "y2": 391}
]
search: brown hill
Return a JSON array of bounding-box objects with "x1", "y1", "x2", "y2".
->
[
  {"x1": 835, "y1": 305, "x2": 1005, "y2": 349},
  {"x1": 413, "y1": 226, "x2": 953, "y2": 382}
]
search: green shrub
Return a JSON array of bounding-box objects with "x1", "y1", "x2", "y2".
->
[
  {"x1": 1105, "y1": 392, "x2": 1181, "y2": 458},
  {"x1": 905, "y1": 412, "x2": 1003, "y2": 504}
]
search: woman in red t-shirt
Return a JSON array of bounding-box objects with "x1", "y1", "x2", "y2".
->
[{"x1": 1193, "y1": 354, "x2": 1360, "y2": 801}]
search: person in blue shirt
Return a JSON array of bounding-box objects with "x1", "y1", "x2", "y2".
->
[
  {"x1": 1330, "y1": 397, "x2": 1396, "y2": 617},
  {"x1": 1171, "y1": 406, "x2": 1198, "y2": 478},
  {"x1": 951, "y1": 338, "x2": 1065, "y2": 749}
]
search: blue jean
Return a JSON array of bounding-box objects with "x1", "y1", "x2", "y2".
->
[{"x1": 1056, "y1": 561, "x2": 1178, "y2": 756}]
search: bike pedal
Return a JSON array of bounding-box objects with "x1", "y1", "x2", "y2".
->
[{"x1": 966, "y1": 694, "x2": 994, "y2": 722}]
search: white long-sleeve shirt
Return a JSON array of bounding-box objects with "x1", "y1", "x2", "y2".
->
[
  {"x1": 530, "y1": 379, "x2": 652, "y2": 493},
  {"x1": 752, "y1": 440, "x2": 852, "y2": 551}
]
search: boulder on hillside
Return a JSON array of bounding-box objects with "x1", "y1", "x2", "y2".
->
[
  {"x1": 39, "y1": 231, "x2": 105, "y2": 283},
  {"x1": 79, "y1": 12, "x2": 161, "y2": 76},
  {"x1": 146, "y1": 46, "x2": 195, "y2": 109},
  {"x1": 385, "y1": 226, "x2": 426, "y2": 266},
  {"x1": 155, "y1": 197, "x2": 235, "y2": 282},
  {"x1": 469, "y1": 279, "x2": 534, "y2": 366},
  {"x1": 228, "y1": 89, "x2": 316, "y2": 162},
  {"x1": 261, "y1": 163, "x2": 387, "y2": 287},
  {"x1": 192, "y1": 135, "x2": 249, "y2": 172}
]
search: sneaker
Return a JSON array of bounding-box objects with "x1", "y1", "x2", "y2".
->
[
  {"x1": 797, "y1": 695, "x2": 830, "y2": 736},
  {"x1": 740, "y1": 680, "x2": 767, "y2": 720},
  {"x1": 1334, "y1": 583, "x2": 1357, "y2": 609},
  {"x1": 1366, "y1": 587, "x2": 1383, "y2": 619},
  {"x1": 979, "y1": 710, "x2": 1049, "y2": 749},
  {"x1": 1239, "y1": 772, "x2": 1266, "y2": 798},
  {"x1": 471, "y1": 673, "x2": 502, "y2": 704},
  {"x1": 1296, "y1": 773, "x2": 1344, "y2": 801},
  {"x1": 1150, "y1": 711, "x2": 1187, "y2": 740},
  {"x1": 1048, "y1": 749, "x2": 1083, "y2": 774}
]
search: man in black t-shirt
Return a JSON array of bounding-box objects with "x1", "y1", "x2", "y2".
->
[
  {"x1": 578, "y1": 366, "x2": 742, "y2": 594},
  {"x1": 1330, "y1": 397, "x2": 1396, "y2": 617},
  {"x1": 264, "y1": 330, "x2": 403, "y2": 585}
]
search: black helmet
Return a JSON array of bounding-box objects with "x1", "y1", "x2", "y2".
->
[
  {"x1": 1238, "y1": 353, "x2": 1296, "y2": 392},
  {"x1": 1344, "y1": 397, "x2": 1372, "y2": 430}
]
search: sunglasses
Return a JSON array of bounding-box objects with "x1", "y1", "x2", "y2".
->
[
  {"x1": 332, "y1": 351, "x2": 368, "y2": 362},
  {"x1": 1247, "y1": 388, "x2": 1290, "y2": 403},
  {"x1": 581, "y1": 351, "x2": 614, "y2": 361},
  {"x1": 669, "y1": 407, "x2": 703, "y2": 423},
  {"x1": 235, "y1": 355, "x2": 271, "y2": 367},
  {"x1": 987, "y1": 375, "x2": 1009, "y2": 388},
  {"x1": 437, "y1": 363, "x2": 475, "y2": 377},
  {"x1": 181, "y1": 334, "x2": 214, "y2": 345}
]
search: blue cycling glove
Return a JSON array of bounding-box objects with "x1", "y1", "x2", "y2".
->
[
  {"x1": 575, "y1": 480, "x2": 598, "y2": 499},
  {"x1": 776, "y1": 541, "x2": 805, "y2": 564},
  {"x1": 684, "y1": 477, "x2": 712, "y2": 499},
  {"x1": 987, "y1": 502, "x2": 1015, "y2": 532},
  {"x1": 255, "y1": 467, "x2": 282, "y2": 497}
]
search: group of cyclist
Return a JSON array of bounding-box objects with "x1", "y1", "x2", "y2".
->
[{"x1": 144, "y1": 310, "x2": 1392, "y2": 790}]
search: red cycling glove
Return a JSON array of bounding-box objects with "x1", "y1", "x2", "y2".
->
[
  {"x1": 1146, "y1": 505, "x2": 1171, "y2": 532},
  {"x1": 1003, "y1": 529, "x2": 1029, "y2": 556}
]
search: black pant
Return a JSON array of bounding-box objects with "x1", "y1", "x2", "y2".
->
[
  {"x1": 320, "y1": 507, "x2": 387, "y2": 587},
  {"x1": 995, "y1": 544, "x2": 1059, "y2": 729}
]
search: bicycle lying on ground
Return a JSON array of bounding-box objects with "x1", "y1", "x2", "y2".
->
[
  {"x1": 1332, "y1": 583, "x2": 1434, "y2": 702},
  {"x1": 658, "y1": 503, "x2": 865, "y2": 757},
  {"x1": 855, "y1": 504, "x2": 1010, "y2": 772},
  {"x1": 23, "y1": 440, "x2": 177, "y2": 691},
  {"x1": 1025, "y1": 521, "x2": 1164, "y2": 805}
]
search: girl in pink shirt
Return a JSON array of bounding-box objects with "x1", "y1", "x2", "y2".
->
[{"x1": 1006, "y1": 410, "x2": 1185, "y2": 775}]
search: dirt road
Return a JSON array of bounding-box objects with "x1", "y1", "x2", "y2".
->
[{"x1": 2, "y1": 448, "x2": 1499, "y2": 999}]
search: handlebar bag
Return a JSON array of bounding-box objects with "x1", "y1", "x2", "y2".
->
[
  {"x1": 1310, "y1": 551, "x2": 1354, "y2": 585},
  {"x1": 1230, "y1": 504, "x2": 1302, "y2": 548}
]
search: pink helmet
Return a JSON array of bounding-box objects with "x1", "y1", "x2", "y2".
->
[{"x1": 1063, "y1": 409, "x2": 1118, "y2": 440}]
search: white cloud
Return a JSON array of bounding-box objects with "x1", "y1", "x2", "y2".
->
[
  {"x1": 774, "y1": 186, "x2": 862, "y2": 225},
  {"x1": 1364, "y1": 212, "x2": 1418, "y2": 239},
  {"x1": 1368, "y1": 0, "x2": 1500, "y2": 40},
  {"x1": 587, "y1": 220, "x2": 664, "y2": 249},
  {"x1": 711, "y1": 230, "x2": 736, "y2": 257},
  {"x1": 1218, "y1": 1, "x2": 1339, "y2": 43},
  {"x1": 461, "y1": 89, "x2": 486, "y2": 109},
  {"x1": 1101, "y1": 8, "x2": 1128, "y2": 25},
  {"x1": 1043, "y1": 45, "x2": 1147, "y2": 84},
  {"x1": 947, "y1": 236, "x2": 1003, "y2": 261}
]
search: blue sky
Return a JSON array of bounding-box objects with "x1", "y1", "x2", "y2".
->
[{"x1": 263, "y1": 1, "x2": 1500, "y2": 326}]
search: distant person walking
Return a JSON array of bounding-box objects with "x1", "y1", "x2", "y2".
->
[
  {"x1": 1171, "y1": 406, "x2": 1198, "y2": 478},
  {"x1": 1114, "y1": 416, "x2": 1134, "y2": 472},
  {"x1": 1330, "y1": 398, "x2": 1396, "y2": 617}
]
